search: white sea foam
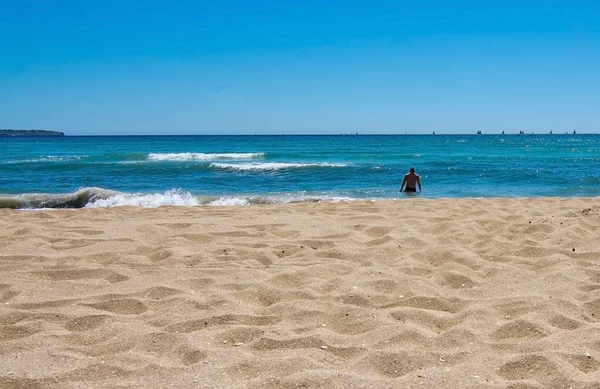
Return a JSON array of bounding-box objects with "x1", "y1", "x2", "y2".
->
[
  {"x1": 208, "y1": 197, "x2": 251, "y2": 206},
  {"x1": 284, "y1": 194, "x2": 355, "y2": 203},
  {"x1": 2, "y1": 188, "x2": 363, "y2": 209},
  {"x1": 148, "y1": 152, "x2": 265, "y2": 161},
  {"x1": 211, "y1": 162, "x2": 347, "y2": 171},
  {"x1": 206, "y1": 194, "x2": 355, "y2": 206},
  {"x1": 86, "y1": 189, "x2": 200, "y2": 208},
  {"x1": 5, "y1": 155, "x2": 84, "y2": 164}
]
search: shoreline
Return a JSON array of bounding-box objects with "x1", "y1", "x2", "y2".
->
[
  {"x1": 2, "y1": 190, "x2": 600, "y2": 209},
  {"x1": 2, "y1": 197, "x2": 600, "y2": 388}
]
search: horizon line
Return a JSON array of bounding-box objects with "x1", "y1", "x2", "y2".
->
[{"x1": 62, "y1": 130, "x2": 598, "y2": 136}]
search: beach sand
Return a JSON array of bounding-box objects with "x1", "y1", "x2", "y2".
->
[{"x1": 1, "y1": 198, "x2": 600, "y2": 389}]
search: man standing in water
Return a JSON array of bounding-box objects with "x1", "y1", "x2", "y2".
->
[{"x1": 400, "y1": 167, "x2": 422, "y2": 193}]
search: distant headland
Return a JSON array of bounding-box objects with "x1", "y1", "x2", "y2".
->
[{"x1": 0, "y1": 129, "x2": 65, "y2": 137}]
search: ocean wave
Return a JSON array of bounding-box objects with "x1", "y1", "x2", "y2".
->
[
  {"x1": 89, "y1": 192, "x2": 356, "y2": 207},
  {"x1": 0, "y1": 188, "x2": 200, "y2": 209},
  {"x1": 0, "y1": 187, "x2": 119, "y2": 209},
  {"x1": 3, "y1": 155, "x2": 85, "y2": 164},
  {"x1": 87, "y1": 189, "x2": 200, "y2": 208},
  {"x1": 210, "y1": 162, "x2": 347, "y2": 171},
  {"x1": 204, "y1": 194, "x2": 355, "y2": 206},
  {"x1": 148, "y1": 152, "x2": 265, "y2": 161},
  {"x1": 0, "y1": 188, "x2": 358, "y2": 209}
]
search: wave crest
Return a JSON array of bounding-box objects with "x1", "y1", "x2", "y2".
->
[
  {"x1": 211, "y1": 162, "x2": 347, "y2": 171},
  {"x1": 0, "y1": 187, "x2": 118, "y2": 209},
  {"x1": 87, "y1": 189, "x2": 199, "y2": 208},
  {"x1": 148, "y1": 152, "x2": 265, "y2": 161},
  {"x1": 0, "y1": 188, "x2": 358, "y2": 209}
]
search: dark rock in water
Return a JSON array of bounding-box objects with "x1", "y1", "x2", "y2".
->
[{"x1": 0, "y1": 129, "x2": 65, "y2": 136}]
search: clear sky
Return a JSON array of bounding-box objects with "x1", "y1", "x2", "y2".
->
[{"x1": 1, "y1": 0, "x2": 599, "y2": 135}]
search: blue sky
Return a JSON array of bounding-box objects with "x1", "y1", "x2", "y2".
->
[{"x1": 1, "y1": 0, "x2": 599, "y2": 135}]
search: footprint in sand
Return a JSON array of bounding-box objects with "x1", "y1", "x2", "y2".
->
[
  {"x1": 0, "y1": 325, "x2": 38, "y2": 341},
  {"x1": 166, "y1": 314, "x2": 280, "y2": 333},
  {"x1": 391, "y1": 309, "x2": 457, "y2": 332},
  {"x1": 84, "y1": 298, "x2": 148, "y2": 315},
  {"x1": 157, "y1": 222, "x2": 193, "y2": 230},
  {"x1": 491, "y1": 319, "x2": 548, "y2": 340},
  {"x1": 217, "y1": 327, "x2": 264, "y2": 345},
  {"x1": 177, "y1": 345, "x2": 207, "y2": 365},
  {"x1": 548, "y1": 314, "x2": 583, "y2": 330},
  {"x1": 392, "y1": 296, "x2": 468, "y2": 314},
  {"x1": 0, "y1": 311, "x2": 31, "y2": 325},
  {"x1": 136, "y1": 332, "x2": 181, "y2": 353},
  {"x1": 584, "y1": 298, "x2": 600, "y2": 320},
  {"x1": 48, "y1": 239, "x2": 98, "y2": 250},
  {"x1": 0, "y1": 284, "x2": 19, "y2": 303},
  {"x1": 364, "y1": 226, "x2": 393, "y2": 238},
  {"x1": 180, "y1": 233, "x2": 213, "y2": 244},
  {"x1": 64, "y1": 314, "x2": 109, "y2": 331},
  {"x1": 365, "y1": 236, "x2": 394, "y2": 246},
  {"x1": 137, "y1": 286, "x2": 183, "y2": 300},
  {"x1": 498, "y1": 354, "x2": 571, "y2": 386},
  {"x1": 361, "y1": 350, "x2": 428, "y2": 378},
  {"x1": 560, "y1": 353, "x2": 600, "y2": 373},
  {"x1": 34, "y1": 269, "x2": 129, "y2": 283},
  {"x1": 437, "y1": 272, "x2": 476, "y2": 289}
]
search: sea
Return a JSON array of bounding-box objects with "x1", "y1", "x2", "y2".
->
[{"x1": 1, "y1": 134, "x2": 599, "y2": 209}]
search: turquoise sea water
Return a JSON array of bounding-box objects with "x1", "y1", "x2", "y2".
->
[{"x1": 1, "y1": 134, "x2": 599, "y2": 208}]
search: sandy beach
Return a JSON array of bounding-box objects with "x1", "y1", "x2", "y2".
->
[{"x1": 1, "y1": 197, "x2": 600, "y2": 389}]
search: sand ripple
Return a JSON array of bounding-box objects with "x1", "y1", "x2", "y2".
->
[{"x1": 1, "y1": 198, "x2": 600, "y2": 388}]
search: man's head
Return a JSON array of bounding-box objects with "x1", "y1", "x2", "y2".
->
[{"x1": 410, "y1": 167, "x2": 415, "y2": 173}]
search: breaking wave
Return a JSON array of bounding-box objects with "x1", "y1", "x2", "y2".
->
[
  {"x1": 148, "y1": 152, "x2": 265, "y2": 161},
  {"x1": 0, "y1": 187, "x2": 119, "y2": 209},
  {"x1": 210, "y1": 162, "x2": 347, "y2": 171},
  {"x1": 0, "y1": 188, "x2": 357, "y2": 209}
]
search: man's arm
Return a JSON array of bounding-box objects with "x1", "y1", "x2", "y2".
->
[
  {"x1": 399, "y1": 176, "x2": 406, "y2": 192},
  {"x1": 417, "y1": 177, "x2": 422, "y2": 191}
]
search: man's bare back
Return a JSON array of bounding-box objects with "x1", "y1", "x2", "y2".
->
[{"x1": 400, "y1": 167, "x2": 421, "y2": 192}]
